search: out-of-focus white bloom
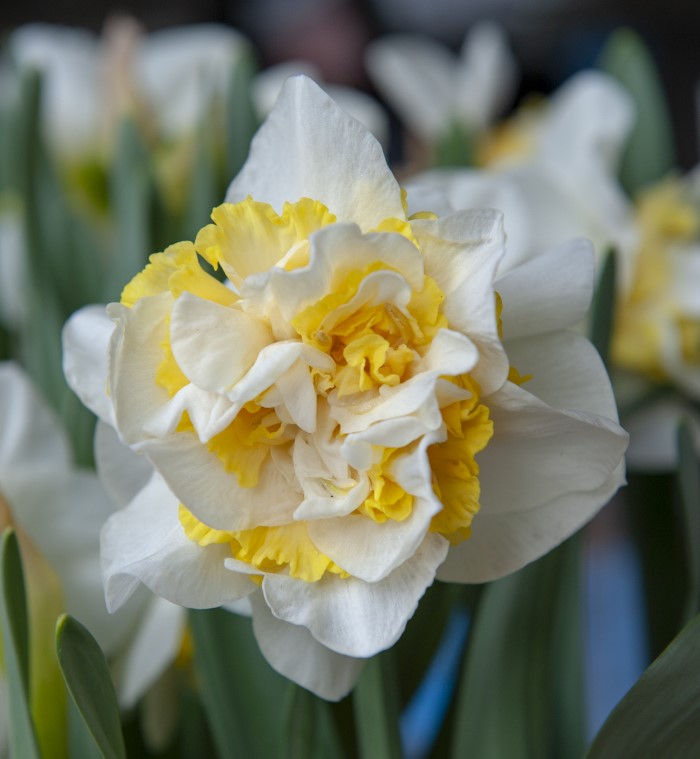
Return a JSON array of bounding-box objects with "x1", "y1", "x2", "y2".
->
[
  {"x1": 613, "y1": 176, "x2": 700, "y2": 399},
  {"x1": 407, "y1": 71, "x2": 639, "y2": 286},
  {"x1": 253, "y1": 61, "x2": 388, "y2": 147},
  {"x1": 0, "y1": 362, "x2": 187, "y2": 747},
  {"x1": 7, "y1": 22, "x2": 250, "y2": 160},
  {"x1": 366, "y1": 22, "x2": 517, "y2": 143},
  {"x1": 134, "y1": 24, "x2": 250, "y2": 142},
  {"x1": 63, "y1": 77, "x2": 627, "y2": 701}
]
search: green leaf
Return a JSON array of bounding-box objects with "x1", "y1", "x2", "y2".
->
[
  {"x1": 105, "y1": 118, "x2": 153, "y2": 302},
  {"x1": 189, "y1": 608, "x2": 291, "y2": 759},
  {"x1": 183, "y1": 118, "x2": 219, "y2": 239},
  {"x1": 626, "y1": 472, "x2": 686, "y2": 657},
  {"x1": 598, "y1": 28, "x2": 676, "y2": 194},
  {"x1": 353, "y1": 652, "x2": 403, "y2": 759},
  {"x1": 434, "y1": 120, "x2": 475, "y2": 168},
  {"x1": 678, "y1": 422, "x2": 700, "y2": 622},
  {"x1": 450, "y1": 536, "x2": 584, "y2": 759},
  {"x1": 285, "y1": 684, "x2": 345, "y2": 759},
  {"x1": 0, "y1": 528, "x2": 41, "y2": 759},
  {"x1": 589, "y1": 247, "x2": 617, "y2": 369},
  {"x1": 224, "y1": 47, "x2": 260, "y2": 182},
  {"x1": 55, "y1": 614, "x2": 126, "y2": 759},
  {"x1": 587, "y1": 613, "x2": 700, "y2": 757}
]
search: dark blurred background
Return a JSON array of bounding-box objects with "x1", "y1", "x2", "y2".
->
[{"x1": 2, "y1": 0, "x2": 700, "y2": 167}]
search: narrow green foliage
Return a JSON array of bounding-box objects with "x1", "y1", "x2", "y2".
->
[
  {"x1": 189, "y1": 608, "x2": 291, "y2": 759},
  {"x1": 587, "y1": 613, "x2": 700, "y2": 757},
  {"x1": 450, "y1": 537, "x2": 584, "y2": 759},
  {"x1": 55, "y1": 614, "x2": 126, "y2": 759},
  {"x1": 434, "y1": 120, "x2": 474, "y2": 168},
  {"x1": 106, "y1": 118, "x2": 153, "y2": 302},
  {"x1": 225, "y1": 47, "x2": 260, "y2": 181},
  {"x1": 598, "y1": 28, "x2": 675, "y2": 194},
  {"x1": 354, "y1": 652, "x2": 403, "y2": 759},
  {"x1": 285, "y1": 685, "x2": 345, "y2": 759},
  {"x1": 678, "y1": 422, "x2": 700, "y2": 622},
  {"x1": 589, "y1": 248, "x2": 617, "y2": 369},
  {"x1": 0, "y1": 528, "x2": 41, "y2": 759}
]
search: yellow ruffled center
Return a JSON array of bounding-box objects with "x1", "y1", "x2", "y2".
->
[
  {"x1": 122, "y1": 196, "x2": 497, "y2": 582},
  {"x1": 612, "y1": 178, "x2": 700, "y2": 376}
]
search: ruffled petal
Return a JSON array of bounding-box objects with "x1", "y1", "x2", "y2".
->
[
  {"x1": 102, "y1": 472, "x2": 256, "y2": 611},
  {"x1": 62, "y1": 305, "x2": 116, "y2": 425},
  {"x1": 250, "y1": 592, "x2": 364, "y2": 700},
  {"x1": 260, "y1": 533, "x2": 448, "y2": 657},
  {"x1": 226, "y1": 77, "x2": 405, "y2": 229}
]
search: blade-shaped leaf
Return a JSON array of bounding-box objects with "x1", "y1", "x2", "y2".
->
[
  {"x1": 450, "y1": 536, "x2": 584, "y2": 759},
  {"x1": 678, "y1": 422, "x2": 700, "y2": 622},
  {"x1": 189, "y1": 608, "x2": 291, "y2": 759},
  {"x1": 285, "y1": 683, "x2": 346, "y2": 759},
  {"x1": 433, "y1": 120, "x2": 475, "y2": 168},
  {"x1": 587, "y1": 613, "x2": 700, "y2": 757},
  {"x1": 354, "y1": 651, "x2": 403, "y2": 759},
  {"x1": 0, "y1": 528, "x2": 41, "y2": 759},
  {"x1": 55, "y1": 614, "x2": 126, "y2": 759},
  {"x1": 589, "y1": 248, "x2": 617, "y2": 369},
  {"x1": 225, "y1": 48, "x2": 260, "y2": 182},
  {"x1": 598, "y1": 28, "x2": 675, "y2": 194}
]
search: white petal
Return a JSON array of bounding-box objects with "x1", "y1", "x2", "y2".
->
[
  {"x1": 438, "y1": 463, "x2": 625, "y2": 583},
  {"x1": 0, "y1": 362, "x2": 71, "y2": 491},
  {"x1": 170, "y1": 292, "x2": 272, "y2": 393},
  {"x1": 496, "y1": 239, "x2": 594, "y2": 340},
  {"x1": 477, "y1": 381, "x2": 628, "y2": 518},
  {"x1": 250, "y1": 592, "x2": 364, "y2": 701},
  {"x1": 62, "y1": 305, "x2": 115, "y2": 426},
  {"x1": 140, "y1": 433, "x2": 301, "y2": 531},
  {"x1": 503, "y1": 330, "x2": 619, "y2": 420},
  {"x1": 94, "y1": 421, "x2": 153, "y2": 511},
  {"x1": 308, "y1": 497, "x2": 438, "y2": 583},
  {"x1": 455, "y1": 22, "x2": 517, "y2": 128},
  {"x1": 261, "y1": 533, "x2": 448, "y2": 657},
  {"x1": 365, "y1": 35, "x2": 455, "y2": 141},
  {"x1": 226, "y1": 77, "x2": 405, "y2": 228},
  {"x1": 118, "y1": 597, "x2": 186, "y2": 709},
  {"x1": 101, "y1": 472, "x2": 255, "y2": 611},
  {"x1": 411, "y1": 210, "x2": 508, "y2": 395}
]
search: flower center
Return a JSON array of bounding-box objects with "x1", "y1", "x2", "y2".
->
[{"x1": 121, "y1": 196, "x2": 496, "y2": 582}]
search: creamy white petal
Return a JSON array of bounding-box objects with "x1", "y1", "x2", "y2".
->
[
  {"x1": 0, "y1": 362, "x2": 71, "y2": 491},
  {"x1": 118, "y1": 596, "x2": 186, "y2": 708},
  {"x1": 170, "y1": 292, "x2": 273, "y2": 393},
  {"x1": 102, "y1": 472, "x2": 256, "y2": 611},
  {"x1": 412, "y1": 211, "x2": 508, "y2": 394},
  {"x1": 477, "y1": 382, "x2": 627, "y2": 517},
  {"x1": 94, "y1": 421, "x2": 153, "y2": 511},
  {"x1": 503, "y1": 330, "x2": 619, "y2": 420},
  {"x1": 437, "y1": 462, "x2": 625, "y2": 583},
  {"x1": 250, "y1": 592, "x2": 364, "y2": 700},
  {"x1": 308, "y1": 497, "x2": 439, "y2": 583},
  {"x1": 365, "y1": 35, "x2": 455, "y2": 141},
  {"x1": 455, "y1": 22, "x2": 517, "y2": 129},
  {"x1": 226, "y1": 77, "x2": 405, "y2": 228},
  {"x1": 261, "y1": 533, "x2": 449, "y2": 657},
  {"x1": 139, "y1": 433, "x2": 301, "y2": 531},
  {"x1": 62, "y1": 305, "x2": 116, "y2": 426},
  {"x1": 496, "y1": 239, "x2": 594, "y2": 340}
]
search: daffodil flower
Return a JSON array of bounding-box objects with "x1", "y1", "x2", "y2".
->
[
  {"x1": 407, "y1": 71, "x2": 639, "y2": 285},
  {"x1": 366, "y1": 22, "x2": 517, "y2": 144},
  {"x1": 63, "y1": 76, "x2": 628, "y2": 700}
]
